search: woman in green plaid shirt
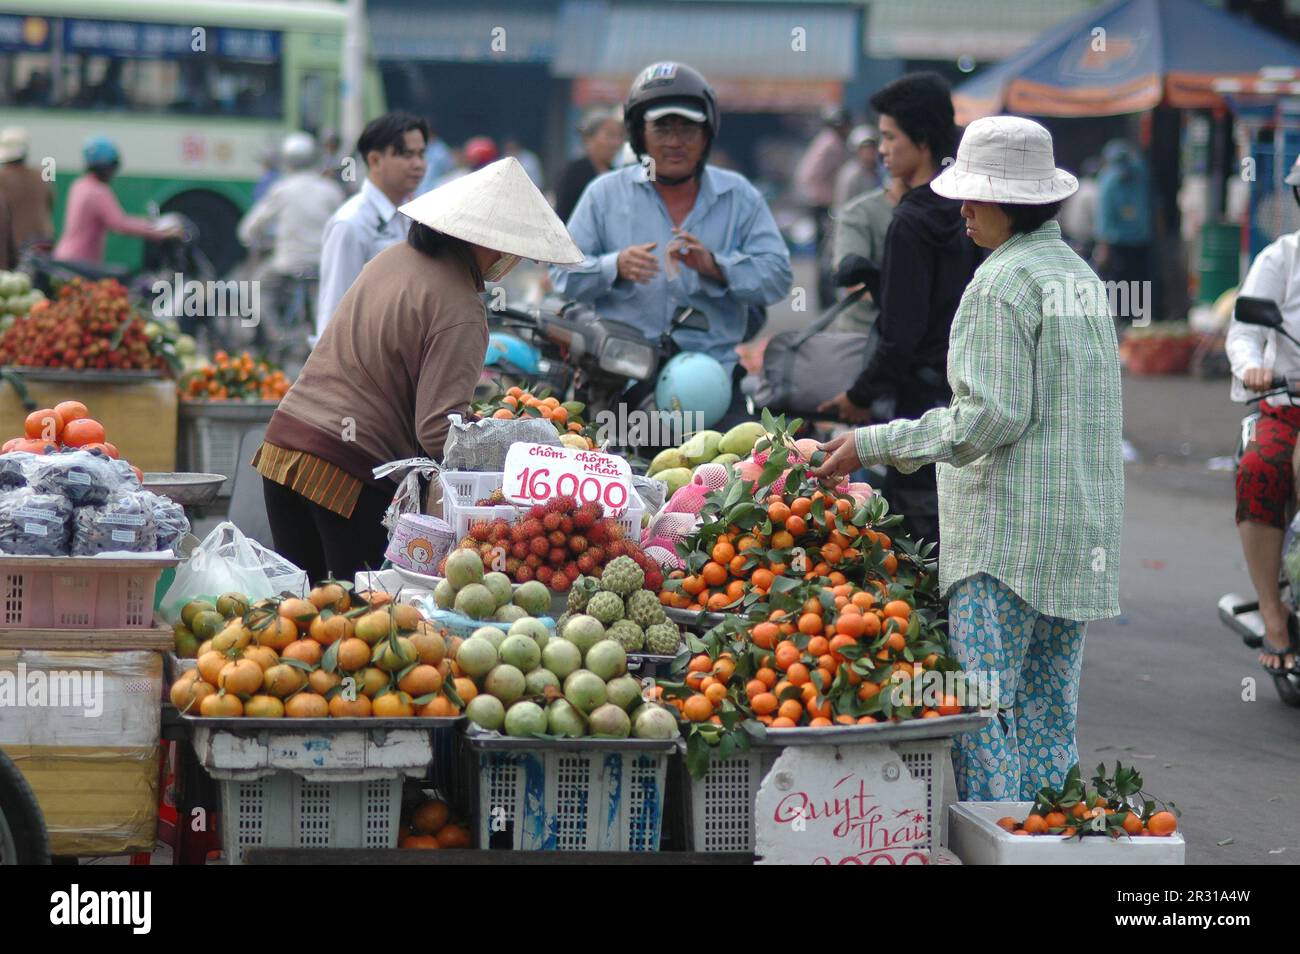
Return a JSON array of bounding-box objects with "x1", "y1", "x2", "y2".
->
[{"x1": 815, "y1": 117, "x2": 1124, "y2": 801}]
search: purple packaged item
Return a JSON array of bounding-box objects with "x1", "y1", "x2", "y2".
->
[{"x1": 385, "y1": 513, "x2": 455, "y2": 575}]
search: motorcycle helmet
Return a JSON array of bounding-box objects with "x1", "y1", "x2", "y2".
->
[
  {"x1": 485, "y1": 332, "x2": 540, "y2": 375},
  {"x1": 280, "y1": 131, "x2": 318, "y2": 170},
  {"x1": 654, "y1": 352, "x2": 731, "y2": 430},
  {"x1": 82, "y1": 136, "x2": 120, "y2": 170},
  {"x1": 624, "y1": 62, "x2": 719, "y2": 182},
  {"x1": 464, "y1": 136, "x2": 499, "y2": 169}
]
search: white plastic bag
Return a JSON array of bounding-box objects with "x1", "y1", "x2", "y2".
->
[
  {"x1": 160, "y1": 521, "x2": 307, "y2": 621},
  {"x1": 373, "y1": 457, "x2": 440, "y2": 533}
]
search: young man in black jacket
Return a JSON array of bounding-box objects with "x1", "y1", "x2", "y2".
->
[{"x1": 819, "y1": 72, "x2": 981, "y2": 550}]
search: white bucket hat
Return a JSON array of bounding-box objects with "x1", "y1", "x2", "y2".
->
[
  {"x1": 0, "y1": 127, "x2": 29, "y2": 163},
  {"x1": 931, "y1": 116, "x2": 1077, "y2": 206},
  {"x1": 399, "y1": 156, "x2": 584, "y2": 265}
]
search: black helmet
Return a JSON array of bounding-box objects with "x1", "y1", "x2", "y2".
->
[{"x1": 624, "y1": 62, "x2": 719, "y2": 172}]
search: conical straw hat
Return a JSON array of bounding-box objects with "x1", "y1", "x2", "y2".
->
[{"x1": 399, "y1": 157, "x2": 584, "y2": 265}]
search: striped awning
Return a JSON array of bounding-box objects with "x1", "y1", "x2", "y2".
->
[{"x1": 552, "y1": 0, "x2": 858, "y2": 80}]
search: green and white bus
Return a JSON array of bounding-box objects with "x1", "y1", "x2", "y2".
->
[{"x1": 0, "y1": 0, "x2": 384, "y2": 272}]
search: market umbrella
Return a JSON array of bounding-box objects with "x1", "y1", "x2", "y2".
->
[{"x1": 953, "y1": 0, "x2": 1300, "y2": 123}]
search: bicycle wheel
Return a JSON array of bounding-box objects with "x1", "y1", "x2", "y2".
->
[{"x1": 0, "y1": 749, "x2": 49, "y2": 865}]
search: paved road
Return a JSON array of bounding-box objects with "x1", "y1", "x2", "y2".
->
[{"x1": 1082, "y1": 374, "x2": 1298, "y2": 865}]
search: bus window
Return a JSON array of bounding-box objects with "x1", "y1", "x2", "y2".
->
[
  {"x1": 51, "y1": 50, "x2": 281, "y2": 117},
  {"x1": 0, "y1": 52, "x2": 55, "y2": 107}
]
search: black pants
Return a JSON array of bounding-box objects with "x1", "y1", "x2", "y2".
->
[{"x1": 263, "y1": 477, "x2": 393, "y2": 584}]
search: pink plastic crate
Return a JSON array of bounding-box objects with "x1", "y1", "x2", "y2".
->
[{"x1": 0, "y1": 556, "x2": 176, "y2": 629}]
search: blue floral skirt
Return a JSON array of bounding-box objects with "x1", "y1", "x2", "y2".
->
[{"x1": 947, "y1": 573, "x2": 1087, "y2": 801}]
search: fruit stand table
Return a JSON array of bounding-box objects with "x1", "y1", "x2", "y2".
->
[{"x1": 177, "y1": 399, "x2": 279, "y2": 497}]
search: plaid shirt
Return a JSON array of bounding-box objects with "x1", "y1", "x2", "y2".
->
[{"x1": 854, "y1": 221, "x2": 1123, "y2": 621}]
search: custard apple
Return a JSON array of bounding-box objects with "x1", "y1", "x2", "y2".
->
[
  {"x1": 554, "y1": 611, "x2": 572, "y2": 637},
  {"x1": 644, "y1": 622, "x2": 680, "y2": 656},
  {"x1": 598, "y1": 556, "x2": 644, "y2": 596},
  {"x1": 586, "y1": 590, "x2": 625, "y2": 626},
  {"x1": 567, "y1": 576, "x2": 598, "y2": 613},
  {"x1": 608, "y1": 619, "x2": 645, "y2": 652},
  {"x1": 625, "y1": 589, "x2": 666, "y2": 629}
]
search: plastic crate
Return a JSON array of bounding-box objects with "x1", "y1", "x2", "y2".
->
[
  {"x1": 439, "y1": 470, "x2": 645, "y2": 540},
  {"x1": 684, "y1": 735, "x2": 957, "y2": 855},
  {"x1": 218, "y1": 773, "x2": 402, "y2": 864},
  {"x1": 947, "y1": 801, "x2": 1185, "y2": 865},
  {"x1": 0, "y1": 555, "x2": 175, "y2": 629},
  {"x1": 465, "y1": 734, "x2": 674, "y2": 851},
  {"x1": 178, "y1": 401, "x2": 278, "y2": 497}
]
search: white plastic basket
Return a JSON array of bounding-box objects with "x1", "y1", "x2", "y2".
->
[
  {"x1": 467, "y1": 736, "x2": 673, "y2": 851},
  {"x1": 439, "y1": 470, "x2": 645, "y2": 540},
  {"x1": 685, "y1": 738, "x2": 953, "y2": 855},
  {"x1": 218, "y1": 774, "x2": 402, "y2": 864},
  {"x1": 947, "y1": 801, "x2": 1185, "y2": 865}
]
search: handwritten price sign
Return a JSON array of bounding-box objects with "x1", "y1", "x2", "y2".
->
[
  {"x1": 755, "y1": 745, "x2": 932, "y2": 865},
  {"x1": 503, "y1": 442, "x2": 634, "y2": 516}
]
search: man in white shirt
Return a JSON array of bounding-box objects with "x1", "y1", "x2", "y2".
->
[
  {"x1": 316, "y1": 113, "x2": 430, "y2": 336},
  {"x1": 1227, "y1": 157, "x2": 1300, "y2": 674},
  {"x1": 237, "y1": 133, "x2": 342, "y2": 344}
]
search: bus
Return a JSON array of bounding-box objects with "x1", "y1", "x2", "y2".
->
[{"x1": 0, "y1": 0, "x2": 384, "y2": 274}]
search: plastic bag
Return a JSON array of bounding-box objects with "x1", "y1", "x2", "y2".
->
[
  {"x1": 109, "y1": 458, "x2": 142, "y2": 489},
  {"x1": 0, "y1": 452, "x2": 34, "y2": 490},
  {"x1": 372, "y1": 457, "x2": 437, "y2": 533},
  {"x1": 440, "y1": 413, "x2": 563, "y2": 472},
  {"x1": 0, "y1": 487, "x2": 73, "y2": 555},
  {"x1": 160, "y1": 521, "x2": 307, "y2": 621},
  {"x1": 32, "y1": 449, "x2": 123, "y2": 506},
  {"x1": 72, "y1": 493, "x2": 158, "y2": 555},
  {"x1": 136, "y1": 490, "x2": 190, "y2": 553}
]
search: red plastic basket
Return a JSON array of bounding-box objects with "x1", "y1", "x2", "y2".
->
[{"x1": 0, "y1": 555, "x2": 177, "y2": 629}]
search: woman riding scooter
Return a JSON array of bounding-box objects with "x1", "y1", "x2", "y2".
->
[{"x1": 1226, "y1": 155, "x2": 1300, "y2": 675}]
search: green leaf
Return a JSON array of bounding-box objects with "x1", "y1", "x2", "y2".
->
[
  {"x1": 686, "y1": 730, "x2": 712, "y2": 779},
  {"x1": 321, "y1": 638, "x2": 340, "y2": 674},
  {"x1": 441, "y1": 679, "x2": 464, "y2": 708},
  {"x1": 280, "y1": 657, "x2": 314, "y2": 672},
  {"x1": 719, "y1": 733, "x2": 737, "y2": 761},
  {"x1": 740, "y1": 719, "x2": 767, "y2": 742}
]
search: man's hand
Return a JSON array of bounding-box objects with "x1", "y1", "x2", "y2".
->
[
  {"x1": 668, "y1": 228, "x2": 725, "y2": 283},
  {"x1": 617, "y1": 242, "x2": 660, "y2": 283},
  {"x1": 817, "y1": 391, "x2": 872, "y2": 423},
  {"x1": 812, "y1": 432, "x2": 863, "y2": 482},
  {"x1": 1243, "y1": 366, "x2": 1277, "y2": 392}
]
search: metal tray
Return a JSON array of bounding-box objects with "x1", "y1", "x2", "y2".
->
[
  {"x1": 665, "y1": 606, "x2": 735, "y2": 631},
  {"x1": 142, "y1": 472, "x2": 226, "y2": 506},
  {"x1": 758, "y1": 712, "x2": 989, "y2": 746},
  {"x1": 464, "y1": 729, "x2": 679, "y2": 753},
  {"x1": 1, "y1": 366, "x2": 166, "y2": 383},
  {"x1": 180, "y1": 714, "x2": 465, "y2": 730}
]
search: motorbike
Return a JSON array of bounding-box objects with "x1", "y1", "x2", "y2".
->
[
  {"x1": 23, "y1": 211, "x2": 216, "y2": 326},
  {"x1": 491, "y1": 296, "x2": 721, "y2": 458},
  {"x1": 1216, "y1": 294, "x2": 1300, "y2": 706},
  {"x1": 0, "y1": 748, "x2": 49, "y2": 864}
]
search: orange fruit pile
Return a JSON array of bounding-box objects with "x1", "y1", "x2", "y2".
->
[
  {"x1": 398, "y1": 798, "x2": 473, "y2": 849},
  {"x1": 181, "y1": 350, "x2": 290, "y2": 401},
  {"x1": 997, "y1": 805, "x2": 1178, "y2": 838},
  {"x1": 660, "y1": 490, "x2": 901, "y2": 613},
  {"x1": 475, "y1": 387, "x2": 596, "y2": 448},
  {"x1": 173, "y1": 583, "x2": 467, "y2": 719},
  {"x1": 1, "y1": 399, "x2": 144, "y2": 480}
]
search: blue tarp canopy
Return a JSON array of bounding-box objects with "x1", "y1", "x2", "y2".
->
[{"x1": 954, "y1": 0, "x2": 1300, "y2": 121}]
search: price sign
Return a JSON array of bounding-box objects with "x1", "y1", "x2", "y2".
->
[
  {"x1": 755, "y1": 745, "x2": 933, "y2": 865},
  {"x1": 502, "y1": 442, "x2": 634, "y2": 516}
]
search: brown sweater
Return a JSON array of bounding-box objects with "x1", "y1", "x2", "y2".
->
[
  {"x1": 265, "y1": 241, "x2": 488, "y2": 483},
  {"x1": 0, "y1": 163, "x2": 55, "y2": 248}
]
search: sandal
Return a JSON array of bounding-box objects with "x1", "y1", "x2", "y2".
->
[{"x1": 1260, "y1": 626, "x2": 1300, "y2": 674}]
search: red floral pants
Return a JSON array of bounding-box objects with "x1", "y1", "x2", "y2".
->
[{"x1": 1236, "y1": 402, "x2": 1300, "y2": 529}]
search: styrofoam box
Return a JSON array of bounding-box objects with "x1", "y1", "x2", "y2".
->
[
  {"x1": 219, "y1": 774, "x2": 402, "y2": 865},
  {"x1": 686, "y1": 738, "x2": 953, "y2": 854},
  {"x1": 947, "y1": 801, "x2": 1185, "y2": 865},
  {"x1": 439, "y1": 470, "x2": 646, "y2": 540},
  {"x1": 189, "y1": 724, "x2": 435, "y2": 781}
]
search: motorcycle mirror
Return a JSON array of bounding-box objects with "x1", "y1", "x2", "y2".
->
[
  {"x1": 834, "y1": 254, "x2": 881, "y2": 298},
  {"x1": 1234, "y1": 295, "x2": 1284, "y2": 329},
  {"x1": 672, "y1": 307, "x2": 710, "y2": 332}
]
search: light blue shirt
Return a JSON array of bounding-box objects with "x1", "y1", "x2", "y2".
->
[
  {"x1": 414, "y1": 138, "x2": 457, "y2": 197},
  {"x1": 316, "y1": 178, "x2": 406, "y2": 335},
  {"x1": 550, "y1": 164, "x2": 792, "y2": 372}
]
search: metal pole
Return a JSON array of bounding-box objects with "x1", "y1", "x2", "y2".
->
[{"x1": 341, "y1": 0, "x2": 367, "y2": 149}]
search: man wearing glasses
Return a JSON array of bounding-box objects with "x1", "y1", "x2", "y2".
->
[{"x1": 552, "y1": 62, "x2": 792, "y2": 427}]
